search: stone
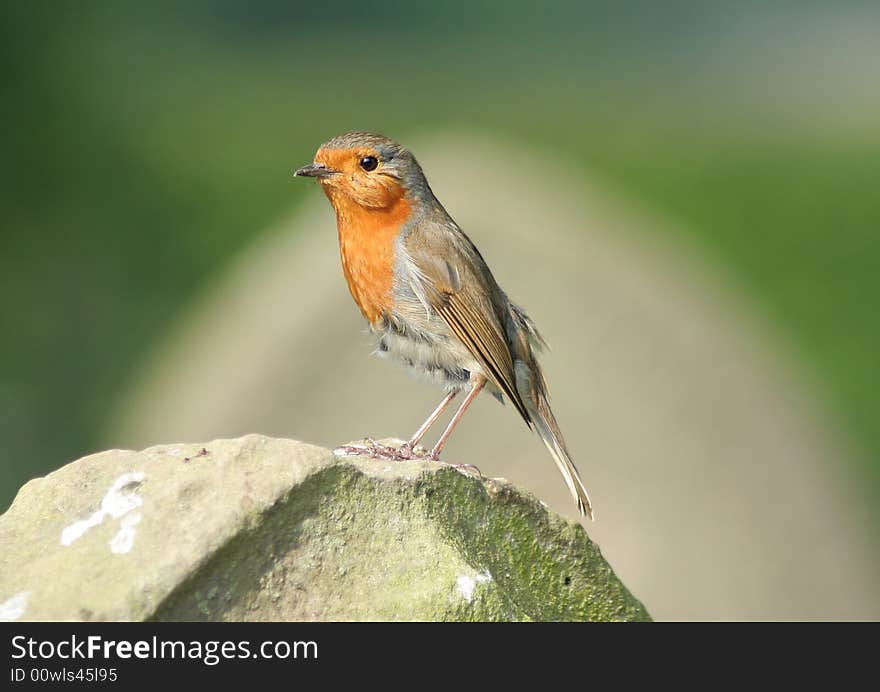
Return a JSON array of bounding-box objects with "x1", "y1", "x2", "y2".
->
[{"x1": 0, "y1": 435, "x2": 649, "y2": 621}]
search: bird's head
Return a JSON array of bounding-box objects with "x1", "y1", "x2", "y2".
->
[{"x1": 294, "y1": 132, "x2": 428, "y2": 211}]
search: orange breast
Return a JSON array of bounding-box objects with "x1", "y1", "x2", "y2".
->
[{"x1": 326, "y1": 190, "x2": 412, "y2": 325}]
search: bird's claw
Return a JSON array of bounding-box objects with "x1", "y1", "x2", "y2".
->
[
  {"x1": 333, "y1": 437, "x2": 483, "y2": 478},
  {"x1": 332, "y1": 439, "x2": 482, "y2": 478},
  {"x1": 333, "y1": 439, "x2": 428, "y2": 461}
]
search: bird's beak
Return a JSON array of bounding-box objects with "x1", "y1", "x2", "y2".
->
[{"x1": 293, "y1": 162, "x2": 334, "y2": 179}]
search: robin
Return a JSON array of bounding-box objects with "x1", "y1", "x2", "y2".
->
[{"x1": 294, "y1": 132, "x2": 593, "y2": 519}]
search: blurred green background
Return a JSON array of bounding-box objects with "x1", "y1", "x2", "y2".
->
[{"x1": 2, "y1": 0, "x2": 878, "y2": 526}]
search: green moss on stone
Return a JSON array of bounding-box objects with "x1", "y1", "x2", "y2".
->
[{"x1": 153, "y1": 461, "x2": 649, "y2": 622}]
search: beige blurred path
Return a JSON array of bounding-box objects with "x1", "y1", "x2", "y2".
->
[{"x1": 108, "y1": 132, "x2": 880, "y2": 620}]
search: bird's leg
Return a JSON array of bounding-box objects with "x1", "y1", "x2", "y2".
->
[
  {"x1": 401, "y1": 390, "x2": 459, "y2": 454},
  {"x1": 428, "y1": 377, "x2": 486, "y2": 460},
  {"x1": 335, "y1": 382, "x2": 481, "y2": 463},
  {"x1": 334, "y1": 391, "x2": 459, "y2": 461}
]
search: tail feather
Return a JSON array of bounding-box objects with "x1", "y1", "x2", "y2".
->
[
  {"x1": 532, "y1": 398, "x2": 594, "y2": 520},
  {"x1": 506, "y1": 302, "x2": 593, "y2": 519}
]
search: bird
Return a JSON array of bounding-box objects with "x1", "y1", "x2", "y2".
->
[{"x1": 294, "y1": 132, "x2": 593, "y2": 519}]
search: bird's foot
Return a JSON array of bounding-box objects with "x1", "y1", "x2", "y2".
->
[
  {"x1": 333, "y1": 439, "x2": 482, "y2": 477},
  {"x1": 333, "y1": 438, "x2": 429, "y2": 461}
]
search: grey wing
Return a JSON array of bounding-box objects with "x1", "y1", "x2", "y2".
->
[{"x1": 400, "y1": 221, "x2": 534, "y2": 424}]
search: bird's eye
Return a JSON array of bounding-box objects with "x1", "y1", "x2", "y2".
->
[{"x1": 359, "y1": 156, "x2": 379, "y2": 172}]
